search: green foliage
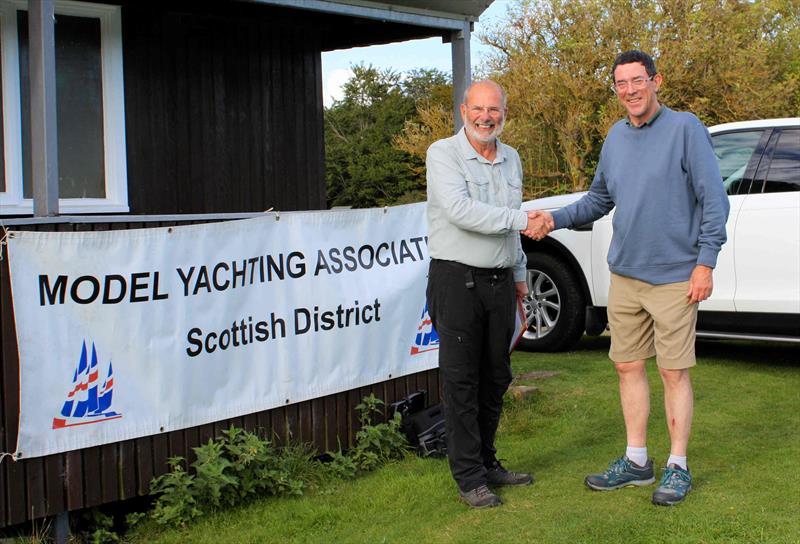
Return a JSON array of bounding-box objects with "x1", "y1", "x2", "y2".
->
[
  {"x1": 148, "y1": 429, "x2": 311, "y2": 527},
  {"x1": 149, "y1": 457, "x2": 201, "y2": 527},
  {"x1": 324, "y1": 64, "x2": 451, "y2": 208},
  {"x1": 396, "y1": 0, "x2": 799, "y2": 199},
  {"x1": 192, "y1": 439, "x2": 238, "y2": 508},
  {"x1": 146, "y1": 396, "x2": 407, "y2": 530},
  {"x1": 325, "y1": 447, "x2": 358, "y2": 479},
  {"x1": 351, "y1": 394, "x2": 408, "y2": 472},
  {"x1": 83, "y1": 509, "x2": 119, "y2": 544},
  {"x1": 125, "y1": 511, "x2": 147, "y2": 529},
  {"x1": 482, "y1": 0, "x2": 800, "y2": 194}
]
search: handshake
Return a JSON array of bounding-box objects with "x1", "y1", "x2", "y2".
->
[{"x1": 522, "y1": 210, "x2": 554, "y2": 241}]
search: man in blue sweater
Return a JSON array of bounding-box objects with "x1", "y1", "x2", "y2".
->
[{"x1": 527, "y1": 50, "x2": 729, "y2": 506}]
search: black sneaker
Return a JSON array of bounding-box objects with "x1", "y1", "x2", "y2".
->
[
  {"x1": 652, "y1": 464, "x2": 692, "y2": 506},
  {"x1": 459, "y1": 484, "x2": 503, "y2": 508},
  {"x1": 585, "y1": 456, "x2": 655, "y2": 491},
  {"x1": 486, "y1": 460, "x2": 534, "y2": 486}
]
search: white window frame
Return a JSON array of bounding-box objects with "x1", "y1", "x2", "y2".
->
[{"x1": 0, "y1": 0, "x2": 127, "y2": 215}]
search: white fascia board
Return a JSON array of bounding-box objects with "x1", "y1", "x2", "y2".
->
[{"x1": 244, "y1": 0, "x2": 470, "y2": 30}]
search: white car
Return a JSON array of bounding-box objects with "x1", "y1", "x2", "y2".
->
[{"x1": 518, "y1": 118, "x2": 800, "y2": 351}]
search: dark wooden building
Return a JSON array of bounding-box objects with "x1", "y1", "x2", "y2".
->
[{"x1": 0, "y1": 0, "x2": 492, "y2": 532}]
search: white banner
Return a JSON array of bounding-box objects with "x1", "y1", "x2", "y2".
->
[{"x1": 7, "y1": 203, "x2": 440, "y2": 459}]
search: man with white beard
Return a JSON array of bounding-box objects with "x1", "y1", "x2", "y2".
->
[{"x1": 425, "y1": 80, "x2": 540, "y2": 508}]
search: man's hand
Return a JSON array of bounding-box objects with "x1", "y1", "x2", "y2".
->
[
  {"x1": 515, "y1": 281, "x2": 529, "y2": 298},
  {"x1": 687, "y1": 265, "x2": 714, "y2": 304},
  {"x1": 522, "y1": 210, "x2": 554, "y2": 241}
]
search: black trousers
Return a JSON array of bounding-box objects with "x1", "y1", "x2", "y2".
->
[{"x1": 426, "y1": 259, "x2": 516, "y2": 492}]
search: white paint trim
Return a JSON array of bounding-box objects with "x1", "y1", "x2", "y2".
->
[{"x1": 0, "y1": 0, "x2": 129, "y2": 215}]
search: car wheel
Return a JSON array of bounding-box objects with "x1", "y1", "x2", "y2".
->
[{"x1": 517, "y1": 252, "x2": 586, "y2": 352}]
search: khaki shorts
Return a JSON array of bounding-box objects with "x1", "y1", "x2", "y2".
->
[{"x1": 607, "y1": 273, "x2": 698, "y2": 369}]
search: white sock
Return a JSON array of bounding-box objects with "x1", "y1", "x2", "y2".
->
[
  {"x1": 667, "y1": 454, "x2": 688, "y2": 470},
  {"x1": 626, "y1": 446, "x2": 648, "y2": 467}
]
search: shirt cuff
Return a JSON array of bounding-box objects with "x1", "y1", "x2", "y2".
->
[
  {"x1": 697, "y1": 247, "x2": 719, "y2": 269},
  {"x1": 511, "y1": 210, "x2": 528, "y2": 231}
]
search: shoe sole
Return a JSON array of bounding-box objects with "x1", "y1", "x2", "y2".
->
[
  {"x1": 585, "y1": 477, "x2": 656, "y2": 491},
  {"x1": 459, "y1": 496, "x2": 503, "y2": 509},
  {"x1": 487, "y1": 478, "x2": 534, "y2": 487},
  {"x1": 652, "y1": 486, "x2": 692, "y2": 506}
]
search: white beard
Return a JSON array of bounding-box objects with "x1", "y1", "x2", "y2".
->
[{"x1": 463, "y1": 115, "x2": 505, "y2": 143}]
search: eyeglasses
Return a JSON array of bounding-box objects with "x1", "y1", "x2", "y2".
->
[
  {"x1": 612, "y1": 74, "x2": 655, "y2": 93},
  {"x1": 468, "y1": 105, "x2": 503, "y2": 115}
]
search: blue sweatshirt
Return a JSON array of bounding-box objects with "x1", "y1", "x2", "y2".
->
[{"x1": 552, "y1": 107, "x2": 730, "y2": 285}]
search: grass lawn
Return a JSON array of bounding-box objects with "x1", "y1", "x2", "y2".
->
[{"x1": 128, "y1": 337, "x2": 799, "y2": 544}]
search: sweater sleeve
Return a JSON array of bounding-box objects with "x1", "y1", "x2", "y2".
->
[
  {"x1": 551, "y1": 161, "x2": 615, "y2": 229},
  {"x1": 684, "y1": 117, "x2": 730, "y2": 268}
]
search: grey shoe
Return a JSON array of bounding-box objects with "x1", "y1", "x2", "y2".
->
[
  {"x1": 459, "y1": 484, "x2": 503, "y2": 508},
  {"x1": 652, "y1": 464, "x2": 692, "y2": 506},
  {"x1": 486, "y1": 460, "x2": 534, "y2": 486},
  {"x1": 585, "y1": 456, "x2": 656, "y2": 491}
]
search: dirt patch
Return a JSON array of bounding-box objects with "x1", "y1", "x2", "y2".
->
[{"x1": 515, "y1": 370, "x2": 561, "y2": 381}]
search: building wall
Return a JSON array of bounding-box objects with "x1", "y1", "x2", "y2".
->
[{"x1": 121, "y1": 3, "x2": 326, "y2": 214}]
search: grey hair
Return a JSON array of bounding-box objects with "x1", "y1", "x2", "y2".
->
[{"x1": 462, "y1": 79, "x2": 507, "y2": 108}]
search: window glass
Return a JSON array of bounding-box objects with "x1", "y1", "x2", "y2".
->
[
  {"x1": 17, "y1": 11, "x2": 105, "y2": 199},
  {"x1": 711, "y1": 130, "x2": 763, "y2": 195},
  {"x1": 763, "y1": 129, "x2": 800, "y2": 193}
]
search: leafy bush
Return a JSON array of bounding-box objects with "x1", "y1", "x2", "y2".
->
[
  {"x1": 351, "y1": 394, "x2": 409, "y2": 472},
  {"x1": 149, "y1": 457, "x2": 201, "y2": 527},
  {"x1": 148, "y1": 395, "x2": 409, "y2": 528}
]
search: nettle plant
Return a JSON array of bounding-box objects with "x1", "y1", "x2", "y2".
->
[{"x1": 149, "y1": 395, "x2": 408, "y2": 527}]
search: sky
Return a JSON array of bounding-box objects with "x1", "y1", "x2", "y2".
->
[{"x1": 321, "y1": 0, "x2": 511, "y2": 107}]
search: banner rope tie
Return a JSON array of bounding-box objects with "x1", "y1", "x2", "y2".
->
[
  {"x1": 0, "y1": 452, "x2": 18, "y2": 464},
  {"x1": 0, "y1": 226, "x2": 11, "y2": 261}
]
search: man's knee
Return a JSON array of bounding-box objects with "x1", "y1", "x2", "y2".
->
[
  {"x1": 614, "y1": 359, "x2": 646, "y2": 376},
  {"x1": 658, "y1": 366, "x2": 691, "y2": 387}
]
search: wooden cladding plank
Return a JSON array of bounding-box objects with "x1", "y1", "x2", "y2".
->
[
  {"x1": 100, "y1": 444, "x2": 119, "y2": 504},
  {"x1": 0, "y1": 250, "x2": 25, "y2": 526},
  {"x1": 299, "y1": 401, "x2": 313, "y2": 445},
  {"x1": 26, "y1": 458, "x2": 46, "y2": 522},
  {"x1": 0, "y1": 459, "x2": 6, "y2": 528},
  {"x1": 118, "y1": 440, "x2": 137, "y2": 499},
  {"x1": 65, "y1": 450, "x2": 84, "y2": 511},
  {"x1": 43, "y1": 454, "x2": 65, "y2": 517},
  {"x1": 270, "y1": 408, "x2": 286, "y2": 447},
  {"x1": 82, "y1": 447, "x2": 103, "y2": 508},
  {"x1": 5, "y1": 460, "x2": 27, "y2": 525},
  {"x1": 311, "y1": 398, "x2": 325, "y2": 452},
  {"x1": 134, "y1": 437, "x2": 154, "y2": 497},
  {"x1": 182, "y1": 427, "x2": 200, "y2": 467},
  {"x1": 335, "y1": 392, "x2": 350, "y2": 449}
]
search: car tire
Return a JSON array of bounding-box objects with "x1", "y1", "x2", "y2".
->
[{"x1": 517, "y1": 252, "x2": 586, "y2": 352}]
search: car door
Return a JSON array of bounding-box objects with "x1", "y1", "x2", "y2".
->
[
  {"x1": 733, "y1": 128, "x2": 800, "y2": 314},
  {"x1": 703, "y1": 127, "x2": 768, "y2": 311}
]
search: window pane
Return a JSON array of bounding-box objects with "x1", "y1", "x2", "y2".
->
[
  {"x1": 764, "y1": 129, "x2": 800, "y2": 193},
  {"x1": 711, "y1": 130, "x2": 763, "y2": 195},
  {"x1": 18, "y1": 11, "x2": 105, "y2": 199}
]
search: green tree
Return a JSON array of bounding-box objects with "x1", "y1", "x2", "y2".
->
[
  {"x1": 396, "y1": 0, "x2": 800, "y2": 198},
  {"x1": 324, "y1": 65, "x2": 450, "y2": 208}
]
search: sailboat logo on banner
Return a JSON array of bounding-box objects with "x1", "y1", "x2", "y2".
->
[
  {"x1": 52, "y1": 341, "x2": 123, "y2": 429},
  {"x1": 410, "y1": 302, "x2": 439, "y2": 355}
]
